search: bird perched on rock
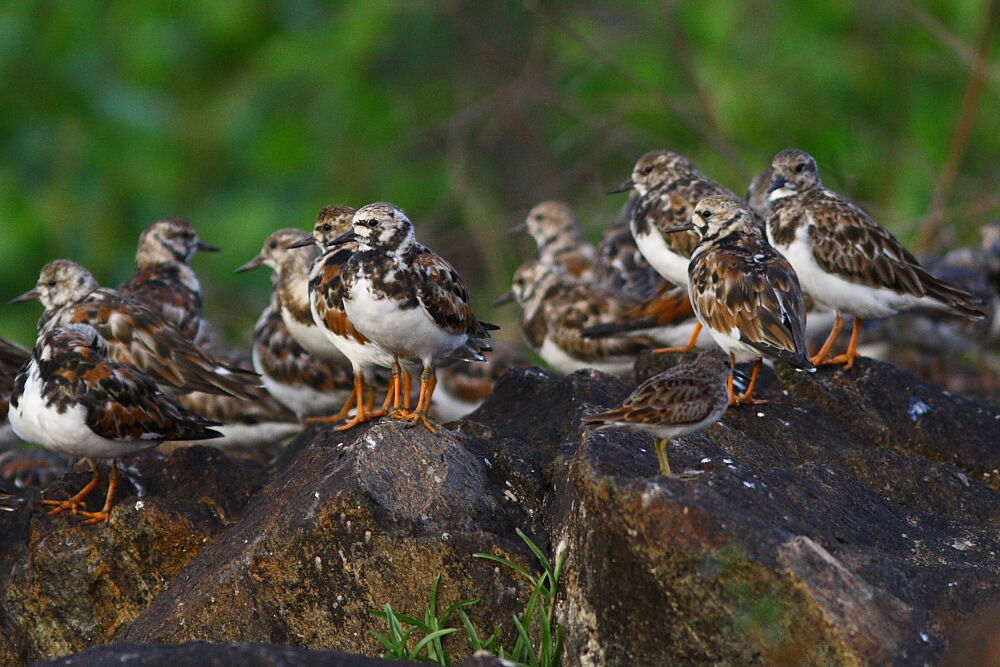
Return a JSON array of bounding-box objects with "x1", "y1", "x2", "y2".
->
[
  {"x1": 501, "y1": 260, "x2": 655, "y2": 377},
  {"x1": 609, "y1": 150, "x2": 738, "y2": 353},
  {"x1": 669, "y1": 194, "x2": 813, "y2": 404},
  {"x1": 767, "y1": 149, "x2": 987, "y2": 369},
  {"x1": 583, "y1": 349, "x2": 731, "y2": 476},
  {"x1": 11, "y1": 260, "x2": 260, "y2": 399},
  {"x1": 236, "y1": 228, "x2": 356, "y2": 420},
  {"x1": 509, "y1": 201, "x2": 598, "y2": 281},
  {"x1": 287, "y1": 205, "x2": 406, "y2": 429},
  {"x1": 323, "y1": 202, "x2": 496, "y2": 431},
  {"x1": 8, "y1": 323, "x2": 222, "y2": 524},
  {"x1": 118, "y1": 216, "x2": 219, "y2": 343}
]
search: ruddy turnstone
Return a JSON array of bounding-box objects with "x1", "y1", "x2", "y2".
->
[
  {"x1": 610, "y1": 150, "x2": 738, "y2": 352},
  {"x1": 8, "y1": 323, "x2": 222, "y2": 524},
  {"x1": 509, "y1": 201, "x2": 598, "y2": 281},
  {"x1": 284, "y1": 206, "x2": 408, "y2": 429},
  {"x1": 324, "y1": 202, "x2": 495, "y2": 431},
  {"x1": 582, "y1": 349, "x2": 731, "y2": 476},
  {"x1": 746, "y1": 168, "x2": 774, "y2": 219},
  {"x1": 0, "y1": 337, "x2": 31, "y2": 451},
  {"x1": 579, "y1": 283, "x2": 711, "y2": 352},
  {"x1": 767, "y1": 149, "x2": 987, "y2": 369},
  {"x1": 118, "y1": 216, "x2": 219, "y2": 342},
  {"x1": 11, "y1": 260, "x2": 261, "y2": 399},
  {"x1": 593, "y1": 220, "x2": 667, "y2": 301},
  {"x1": 236, "y1": 228, "x2": 356, "y2": 419},
  {"x1": 501, "y1": 259, "x2": 655, "y2": 377},
  {"x1": 669, "y1": 194, "x2": 813, "y2": 404}
]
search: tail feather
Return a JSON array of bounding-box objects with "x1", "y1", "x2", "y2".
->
[{"x1": 921, "y1": 271, "x2": 988, "y2": 320}]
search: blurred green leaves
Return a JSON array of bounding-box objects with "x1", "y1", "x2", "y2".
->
[{"x1": 0, "y1": 0, "x2": 996, "y2": 348}]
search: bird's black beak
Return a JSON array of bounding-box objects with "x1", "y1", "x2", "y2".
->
[
  {"x1": 234, "y1": 254, "x2": 265, "y2": 273},
  {"x1": 766, "y1": 174, "x2": 788, "y2": 194},
  {"x1": 287, "y1": 236, "x2": 316, "y2": 249},
  {"x1": 9, "y1": 287, "x2": 40, "y2": 304},
  {"x1": 506, "y1": 221, "x2": 528, "y2": 236},
  {"x1": 326, "y1": 229, "x2": 359, "y2": 247},
  {"x1": 196, "y1": 240, "x2": 221, "y2": 252},
  {"x1": 664, "y1": 221, "x2": 695, "y2": 233},
  {"x1": 493, "y1": 290, "x2": 515, "y2": 307},
  {"x1": 607, "y1": 178, "x2": 635, "y2": 195}
]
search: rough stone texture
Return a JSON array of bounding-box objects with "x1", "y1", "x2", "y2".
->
[
  {"x1": 1, "y1": 357, "x2": 998, "y2": 666},
  {"x1": 0, "y1": 447, "x2": 266, "y2": 665},
  {"x1": 554, "y1": 352, "x2": 1000, "y2": 665}
]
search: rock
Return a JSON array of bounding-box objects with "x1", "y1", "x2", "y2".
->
[
  {"x1": 1, "y1": 355, "x2": 998, "y2": 665},
  {"x1": 551, "y1": 357, "x2": 1000, "y2": 665},
  {"x1": 0, "y1": 447, "x2": 266, "y2": 665},
  {"x1": 35, "y1": 641, "x2": 424, "y2": 666}
]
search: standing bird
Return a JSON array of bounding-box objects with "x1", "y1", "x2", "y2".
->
[
  {"x1": 669, "y1": 194, "x2": 813, "y2": 405},
  {"x1": 118, "y1": 216, "x2": 220, "y2": 343},
  {"x1": 11, "y1": 260, "x2": 261, "y2": 399},
  {"x1": 236, "y1": 228, "x2": 356, "y2": 419},
  {"x1": 325, "y1": 202, "x2": 495, "y2": 432},
  {"x1": 767, "y1": 149, "x2": 986, "y2": 369},
  {"x1": 508, "y1": 201, "x2": 598, "y2": 281},
  {"x1": 8, "y1": 324, "x2": 221, "y2": 524},
  {"x1": 582, "y1": 349, "x2": 732, "y2": 476},
  {"x1": 288, "y1": 205, "x2": 406, "y2": 429},
  {"x1": 609, "y1": 150, "x2": 738, "y2": 352}
]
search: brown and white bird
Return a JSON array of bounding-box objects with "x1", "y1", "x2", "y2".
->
[
  {"x1": 11, "y1": 260, "x2": 260, "y2": 399},
  {"x1": 325, "y1": 202, "x2": 495, "y2": 431},
  {"x1": 503, "y1": 260, "x2": 655, "y2": 377},
  {"x1": 582, "y1": 349, "x2": 732, "y2": 476},
  {"x1": 669, "y1": 194, "x2": 813, "y2": 405},
  {"x1": 609, "y1": 150, "x2": 739, "y2": 353},
  {"x1": 9, "y1": 323, "x2": 222, "y2": 524},
  {"x1": 236, "y1": 228, "x2": 356, "y2": 419},
  {"x1": 509, "y1": 201, "x2": 598, "y2": 281},
  {"x1": 767, "y1": 149, "x2": 986, "y2": 368},
  {"x1": 288, "y1": 205, "x2": 408, "y2": 429},
  {"x1": 118, "y1": 216, "x2": 219, "y2": 343}
]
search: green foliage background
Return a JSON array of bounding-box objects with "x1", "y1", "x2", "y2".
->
[{"x1": 1, "y1": 1, "x2": 997, "y2": 349}]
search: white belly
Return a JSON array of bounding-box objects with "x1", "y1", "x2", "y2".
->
[
  {"x1": 280, "y1": 306, "x2": 346, "y2": 362},
  {"x1": 306, "y1": 296, "x2": 396, "y2": 374},
  {"x1": 539, "y1": 337, "x2": 635, "y2": 377},
  {"x1": 778, "y1": 226, "x2": 941, "y2": 319},
  {"x1": 9, "y1": 363, "x2": 159, "y2": 459},
  {"x1": 251, "y1": 347, "x2": 351, "y2": 419},
  {"x1": 633, "y1": 227, "x2": 690, "y2": 287},
  {"x1": 345, "y1": 276, "x2": 467, "y2": 364}
]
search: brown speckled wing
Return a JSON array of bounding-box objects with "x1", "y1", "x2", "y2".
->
[
  {"x1": 414, "y1": 250, "x2": 487, "y2": 338},
  {"x1": 44, "y1": 290, "x2": 261, "y2": 398},
  {"x1": 255, "y1": 305, "x2": 353, "y2": 393},
  {"x1": 0, "y1": 337, "x2": 30, "y2": 421},
  {"x1": 691, "y1": 239, "x2": 810, "y2": 367},
  {"x1": 119, "y1": 265, "x2": 202, "y2": 341},
  {"x1": 546, "y1": 284, "x2": 654, "y2": 359}
]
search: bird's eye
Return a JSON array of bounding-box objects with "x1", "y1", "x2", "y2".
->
[
  {"x1": 368, "y1": 218, "x2": 380, "y2": 227},
  {"x1": 534, "y1": 214, "x2": 544, "y2": 222},
  {"x1": 47, "y1": 280, "x2": 57, "y2": 287},
  {"x1": 268, "y1": 241, "x2": 277, "y2": 249},
  {"x1": 642, "y1": 165, "x2": 654, "y2": 174},
  {"x1": 321, "y1": 223, "x2": 332, "y2": 232},
  {"x1": 700, "y1": 211, "x2": 712, "y2": 219},
  {"x1": 794, "y1": 163, "x2": 805, "y2": 173}
]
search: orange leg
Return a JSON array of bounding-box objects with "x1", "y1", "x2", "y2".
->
[
  {"x1": 371, "y1": 363, "x2": 401, "y2": 418},
  {"x1": 726, "y1": 352, "x2": 738, "y2": 406},
  {"x1": 393, "y1": 367, "x2": 438, "y2": 433},
  {"x1": 43, "y1": 458, "x2": 101, "y2": 515},
  {"x1": 309, "y1": 372, "x2": 362, "y2": 423},
  {"x1": 365, "y1": 385, "x2": 376, "y2": 412},
  {"x1": 811, "y1": 313, "x2": 844, "y2": 365},
  {"x1": 335, "y1": 371, "x2": 371, "y2": 431},
  {"x1": 734, "y1": 360, "x2": 767, "y2": 406},
  {"x1": 402, "y1": 371, "x2": 413, "y2": 411},
  {"x1": 824, "y1": 317, "x2": 862, "y2": 369},
  {"x1": 80, "y1": 460, "x2": 120, "y2": 525},
  {"x1": 654, "y1": 322, "x2": 702, "y2": 354}
]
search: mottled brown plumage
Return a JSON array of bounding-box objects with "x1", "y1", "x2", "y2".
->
[
  {"x1": 0, "y1": 337, "x2": 30, "y2": 422},
  {"x1": 512, "y1": 201, "x2": 598, "y2": 281},
  {"x1": 118, "y1": 216, "x2": 218, "y2": 342},
  {"x1": 582, "y1": 349, "x2": 731, "y2": 475},
  {"x1": 13, "y1": 260, "x2": 261, "y2": 399}
]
